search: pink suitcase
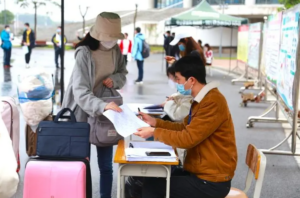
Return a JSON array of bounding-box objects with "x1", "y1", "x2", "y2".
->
[
  {"x1": 23, "y1": 160, "x2": 86, "y2": 198},
  {"x1": 1, "y1": 97, "x2": 20, "y2": 172}
]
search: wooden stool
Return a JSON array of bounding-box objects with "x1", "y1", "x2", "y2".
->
[{"x1": 226, "y1": 144, "x2": 266, "y2": 198}]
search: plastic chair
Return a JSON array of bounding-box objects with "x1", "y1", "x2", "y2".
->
[{"x1": 226, "y1": 144, "x2": 267, "y2": 198}]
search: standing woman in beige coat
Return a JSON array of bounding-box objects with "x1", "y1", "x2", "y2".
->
[{"x1": 62, "y1": 12, "x2": 127, "y2": 198}]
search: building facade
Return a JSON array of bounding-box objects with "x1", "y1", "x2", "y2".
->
[{"x1": 145, "y1": 0, "x2": 281, "y2": 22}]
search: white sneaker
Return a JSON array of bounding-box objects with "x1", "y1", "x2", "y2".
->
[
  {"x1": 134, "y1": 80, "x2": 143, "y2": 85},
  {"x1": 25, "y1": 64, "x2": 30, "y2": 68}
]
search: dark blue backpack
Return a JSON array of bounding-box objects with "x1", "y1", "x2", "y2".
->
[{"x1": 141, "y1": 40, "x2": 150, "y2": 59}]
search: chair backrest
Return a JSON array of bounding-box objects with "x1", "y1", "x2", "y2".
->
[{"x1": 243, "y1": 144, "x2": 267, "y2": 198}]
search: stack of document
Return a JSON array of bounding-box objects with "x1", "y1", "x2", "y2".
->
[{"x1": 125, "y1": 141, "x2": 177, "y2": 162}]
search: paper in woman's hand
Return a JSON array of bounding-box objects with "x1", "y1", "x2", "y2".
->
[{"x1": 103, "y1": 105, "x2": 149, "y2": 137}]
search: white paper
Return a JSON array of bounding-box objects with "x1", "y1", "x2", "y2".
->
[{"x1": 103, "y1": 104, "x2": 149, "y2": 137}]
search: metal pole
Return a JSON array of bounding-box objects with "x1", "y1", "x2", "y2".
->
[
  {"x1": 229, "y1": 27, "x2": 233, "y2": 74},
  {"x1": 218, "y1": 2, "x2": 225, "y2": 58},
  {"x1": 257, "y1": 23, "x2": 263, "y2": 88},
  {"x1": 60, "y1": 0, "x2": 65, "y2": 104},
  {"x1": 162, "y1": 24, "x2": 166, "y2": 72},
  {"x1": 291, "y1": 24, "x2": 300, "y2": 154}
]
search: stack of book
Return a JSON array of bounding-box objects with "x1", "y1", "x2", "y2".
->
[{"x1": 125, "y1": 141, "x2": 177, "y2": 162}]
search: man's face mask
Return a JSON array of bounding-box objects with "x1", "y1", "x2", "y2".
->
[
  {"x1": 6, "y1": 28, "x2": 10, "y2": 32},
  {"x1": 176, "y1": 78, "x2": 193, "y2": 95},
  {"x1": 101, "y1": 40, "x2": 118, "y2": 49}
]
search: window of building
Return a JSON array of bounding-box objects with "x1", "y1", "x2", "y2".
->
[
  {"x1": 193, "y1": 0, "x2": 245, "y2": 6},
  {"x1": 155, "y1": 0, "x2": 183, "y2": 9},
  {"x1": 255, "y1": 0, "x2": 280, "y2": 4}
]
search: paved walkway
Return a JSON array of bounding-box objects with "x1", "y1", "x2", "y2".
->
[{"x1": 1, "y1": 49, "x2": 300, "y2": 198}]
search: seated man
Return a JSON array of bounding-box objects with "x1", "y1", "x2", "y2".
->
[{"x1": 135, "y1": 56, "x2": 237, "y2": 198}]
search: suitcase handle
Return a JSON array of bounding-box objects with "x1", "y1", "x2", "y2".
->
[{"x1": 54, "y1": 108, "x2": 77, "y2": 123}]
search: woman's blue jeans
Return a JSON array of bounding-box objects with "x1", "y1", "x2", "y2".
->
[{"x1": 97, "y1": 146, "x2": 113, "y2": 198}]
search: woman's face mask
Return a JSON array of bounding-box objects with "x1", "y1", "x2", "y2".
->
[
  {"x1": 101, "y1": 40, "x2": 118, "y2": 49},
  {"x1": 204, "y1": 47, "x2": 208, "y2": 51},
  {"x1": 178, "y1": 44, "x2": 185, "y2": 52}
]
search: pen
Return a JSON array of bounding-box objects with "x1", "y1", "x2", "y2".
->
[{"x1": 138, "y1": 108, "x2": 143, "y2": 120}]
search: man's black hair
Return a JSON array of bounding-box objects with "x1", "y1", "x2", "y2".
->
[
  {"x1": 172, "y1": 32, "x2": 175, "y2": 36},
  {"x1": 173, "y1": 55, "x2": 207, "y2": 84},
  {"x1": 135, "y1": 27, "x2": 141, "y2": 33},
  {"x1": 25, "y1": 23, "x2": 30, "y2": 27},
  {"x1": 166, "y1": 31, "x2": 171, "y2": 34},
  {"x1": 4, "y1": 25, "x2": 9, "y2": 29},
  {"x1": 124, "y1": 33, "x2": 128, "y2": 36}
]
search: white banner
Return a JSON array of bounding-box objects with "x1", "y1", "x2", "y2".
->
[
  {"x1": 265, "y1": 13, "x2": 282, "y2": 87},
  {"x1": 247, "y1": 23, "x2": 262, "y2": 69},
  {"x1": 277, "y1": 7, "x2": 300, "y2": 110}
]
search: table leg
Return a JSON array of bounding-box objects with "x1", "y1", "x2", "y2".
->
[
  {"x1": 163, "y1": 165, "x2": 171, "y2": 198},
  {"x1": 121, "y1": 175, "x2": 125, "y2": 198},
  {"x1": 117, "y1": 164, "x2": 125, "y2": 198}
]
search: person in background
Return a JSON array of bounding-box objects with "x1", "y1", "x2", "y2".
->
[
  {"x1": 62, "y1": 12, "x2": 127, "y2": 198},
  {"x1": 22, "y1": 23, "x2": 35, "y2": 68},
  {"x1": 52, "y1": 26, "x2": 67, "y2": 68},
  {"x1": 135, "y1": 56, "x2": 237, "y2": 198},
  {"x1": 204, "y1": 43, "x2": 213, "y2": 66},
  {"x1": 163, "y1": 31, "x2": 173, "y2": 75},
  {"x1": 204, "y1": 43, "x2": 213, "y2": 76},
  {"x1": 1, "y1": 25, "x2": 12, "y2": 69},
  {"x1": 170, "y1": 32, "x2": 180, "y2": 60},
  {"x1": 198, "y1": 39, "x2": 203, "y2": 49},
  {"x1": 132, "y1": 27, "x2": 145, "y2": 84},
  {"x1": 166, "y1": 32, "x2": 206, "y2": 66},
  {"x1": 119, "y1": 33, "x2": 132, "y2": 66}
]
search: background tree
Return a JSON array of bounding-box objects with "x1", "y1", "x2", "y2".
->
[
  {"x1": 0, "y1": 10, "x2": 14, "y2": 25},
  {"x1": 16, "y1": 0, "x2": 60, "y2": 39},
  {"x1": 79, "y1": 5, "x2": 89, "y2": 37},
  {"x1": 278, "y1": 0, "x2": 300, "y2": 10}
]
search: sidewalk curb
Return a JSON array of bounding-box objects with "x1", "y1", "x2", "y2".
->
[{"x1": 212, "y1": 65, "x2": 242, "y2": 77}]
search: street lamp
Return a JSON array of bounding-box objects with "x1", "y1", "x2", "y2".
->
[{"x1": 218, "y1": 1, "x2": 228, "y2": 58}]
